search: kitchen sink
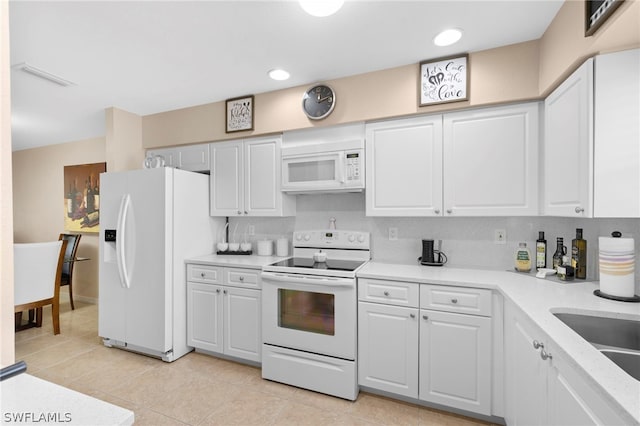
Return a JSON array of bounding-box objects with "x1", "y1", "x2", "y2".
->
[{"x1": 553, "y1": 312, "x2": 640, "y2": 381}]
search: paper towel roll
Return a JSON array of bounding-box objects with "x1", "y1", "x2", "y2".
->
[
  {"x1": 276, "y1": 238, "x2": 289, "y2": 257},
  {"x1": 599, "y1": 234, "x2": 635, "y2": 297}
]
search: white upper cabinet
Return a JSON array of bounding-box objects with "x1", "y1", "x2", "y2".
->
[
  {"x1": 209, "y1": 136, "x2": 295, "y2": 217},
  {"x1": 443, "y1": 103, "x2": 539, "y2": 216},
  {"x1": 366, "y1": 115, "x2": 443, "y2": 216},
  {"x1": 543, "y1": 58, "x2": 593, "y2": 217},
  {"x1": 146, "y1": 143, "x2": 210, "y2": 172},
  {"x1": 593, "y1": 49, "x2": 640, "y2": 218}
]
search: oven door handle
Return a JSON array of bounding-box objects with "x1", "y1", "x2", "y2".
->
[{"x1": 261, "y1": 272, "x2": 354, "y2": 288}]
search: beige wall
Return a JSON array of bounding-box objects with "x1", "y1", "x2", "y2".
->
[
  {"x1": 1, "y1": 0, "x2": 15, "y2": 367},
  {"x1": 12, "y1": 137, "x2": 106, "y2": 301},
  {"x1": 539, "y1": 0, "x2": 640, "y2": 96},
  {"x1": 105, "y1": 107, "x2": 145, "y2": 172},
  {"x1": 143, "y1": 40, "x2": 541, "y2": 148}
]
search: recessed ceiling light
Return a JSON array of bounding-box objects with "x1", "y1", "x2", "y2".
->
[
  {"x1": 268, "y1": 69, "x2": 290, "y2": 81},
  {"x1": 299, "y1": 0, "x2": 344, "y2": 17},
  {"x1": 433, "y1": 29, "x2": 463, "y2": 47}
]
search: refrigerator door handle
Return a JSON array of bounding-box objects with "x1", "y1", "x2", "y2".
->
[{"x1": 116, "y1": 194, "x2": 132, "y2": 289}]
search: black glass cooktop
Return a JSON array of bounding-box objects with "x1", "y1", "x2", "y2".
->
[{"x1": 268, "y1": 257, "x2": 366, "y2": 272}]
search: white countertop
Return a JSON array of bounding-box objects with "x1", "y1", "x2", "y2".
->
[
  {"x1": 1, "y1": 373, "x2": 134, "y2": 425},
  {"x1": 185, "y1": 253, "x2": 288, "y2": 269},
  {"x1": 358, "y1": 261, "x2": 640, "y2": 424}
]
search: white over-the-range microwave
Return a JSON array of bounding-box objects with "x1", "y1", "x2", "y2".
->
[{"x1": 281, "y1": 139, "x2": 364, "y2": 194}]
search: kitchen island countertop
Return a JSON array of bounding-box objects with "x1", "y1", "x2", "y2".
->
[{"x1": 357, "y1": 261, "x2": 640, "y2": 425}]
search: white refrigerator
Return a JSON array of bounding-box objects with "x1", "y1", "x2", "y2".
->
[{"x1": 98, "y1": 167, "x2": 219, "y2": 362}]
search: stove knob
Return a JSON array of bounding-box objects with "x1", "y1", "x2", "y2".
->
[
  {"x1": 295, "y1": 233, "x2": 302, "y2": 241},
  {"x1": 348, "y1": 234, "x2": 356, "y2": 243},
  {"x1": 304, "y1": 234, "x2": 311, "y2": 241},
  {"x1": 357, "y1": 234, "x2": 365, "y2": 243}
]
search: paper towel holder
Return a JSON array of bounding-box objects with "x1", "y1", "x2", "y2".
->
[{"x1": 594, "y1": 230, "x2": 639, "y2": 302}]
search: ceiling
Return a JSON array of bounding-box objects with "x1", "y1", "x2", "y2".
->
[{"x1": 9, "y1": 0, "x2": 564, "y2": 151}]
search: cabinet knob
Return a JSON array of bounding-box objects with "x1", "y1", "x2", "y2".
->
[
  {"x1": 451, "y1": 298, "x2": 458, "y2": 304},
  {"x1": 216, "y1": 289, "x2": 220, "y2": 293},
  {"x1": 237, "y1": 210, "x2": 242, "y2": 215},
  {"x1": 422, "y1": 315, "x2": 429, "y2": 320},
  {"x1": 200, "y1": 272, "x2": 205, "y2": 278},
  {"x1": 239, "y1": 276, "x2": 244, "y2": 281},
  {"x1": 540, "y1": 349, "x2": 553, "y2": 361},
  {"x1": 383, "y1": 291, "x2": 389, "y2": 296},
  {"x1": 446, "y1": 209, "x2": 453, "y2": 214},
  {"x1": 575, "y1": 206, "x2": 584, "y2": 214},
  {"x1": 223, "y1": 289, "x2": 227, "y2": 295},
  {"x1": 434, "y1": 209, "x2": 440, "y2": 215},
  {"x1": 244, "y1": 211, "x2": 248, "y2": 215},
  {"x1": 410, "y1": 313, "x2": 415, "y2": 319},
  {"x1": 533, "y1": 340, "x2": 544, "y2": 349}
]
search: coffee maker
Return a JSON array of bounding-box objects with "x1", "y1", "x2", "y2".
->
[{"x1": 418, "y1": 239, "x2": 447, "y2": 266}]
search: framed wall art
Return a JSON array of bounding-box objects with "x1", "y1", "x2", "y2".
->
[
  {"x1": 419, "y1": 54, "x2": 469, "y2": 106},
  {"x1": 63, "y1": 162, "x2": 106, "y2": 233},
  {"x1": 585, "y1": 0, "x2": 624, "y2": 36},
  {"x1": 225, "y1": 95, "x2": 254, "y2": 133}
]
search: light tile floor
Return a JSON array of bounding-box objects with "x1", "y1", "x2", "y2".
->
[{"x1": 15, "y1": 296, "x2": 498, "y2": 426}]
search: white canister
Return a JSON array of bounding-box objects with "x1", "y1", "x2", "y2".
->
[
  {"x1": 276, "y1": 238, "x2": 289, "y2": 257},
  {"x1": 598, "y1": 233, "x2": 635, "y2": 297},
  {"x1": 257, "y1": 240, "x2": 273, "y2": 256}
]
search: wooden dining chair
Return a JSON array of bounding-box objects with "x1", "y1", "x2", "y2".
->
[
  {"x1": 58, "y1": 233, "x2": 81, "y2": 310},
  {"x1": 14, "y1": 240, "x2": 67, "y2": 335}
]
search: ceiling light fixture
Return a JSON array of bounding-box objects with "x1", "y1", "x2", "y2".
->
[
  {"x1": 433, "y1": 29, "x2": 463, "y2": 47},
  {"x1": 268, "y1": 69, "x2": 291, "y2": 81},
  {"x1": 12, "y1": 62, "x2": 76, "y2": 87},
  {"x1": 299, "y1": 0, "x2": 344, "y2": 17}
]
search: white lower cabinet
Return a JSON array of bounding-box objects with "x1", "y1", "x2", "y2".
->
[
  {"x1": 186, "y1": 264, "x2": 261, "y2": 363},
  {"x1": 419, "y1": 309, "x2": 491, "y2": 415},
  {"x1": 505, "y1": 302, "x2": 626, "y2": 426},
  {"x1": 358, "y1": 279, "x2": 493, "y2": 416}
]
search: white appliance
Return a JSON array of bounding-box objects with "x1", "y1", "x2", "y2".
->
[
  {"x1": 281, "y1": 140, "x2": 364, "y2": 193},
  {"x1": 98, "y1": 168, "x2": 217, "y2": 362},
  {"x1": 261, "y1": 230, "x2": 370, "y2": 400}
]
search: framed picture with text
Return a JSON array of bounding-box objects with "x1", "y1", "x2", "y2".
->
[
  {"x1": 225, "y1": 95, "x2": 254, "y2": 133},
  {"x1": 585, "y1": 0, "x2": 624, "y2": 36},
  {"x1": 419, "y1": 54, "x2": 469, "y2": 106}
]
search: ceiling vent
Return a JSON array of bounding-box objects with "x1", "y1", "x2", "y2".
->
[{"x1": 12, "y1": 62, "x2": 76, "y2": 87}]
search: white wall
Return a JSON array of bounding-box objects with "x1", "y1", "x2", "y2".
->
[{"x1": 228, "y1": 193, "x2": 640, "y2": 296}]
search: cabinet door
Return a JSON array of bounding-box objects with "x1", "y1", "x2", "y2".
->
[
  {"x1": 223, "y1": 287, "x2": 261, "y2": 362},
  {"x1": 187, "y1": 282, "x2": 223, "y2": 354},
  {"x1": 543, "y1": 59, "x2": 593, "y2": 217},
  {"x1": 210, "y1": 140, "x2": 243, "y2": 216},
  {"x1": 365, "y1": 115, "x2": 443, "y2": 216},
  {"x1": 443, "y1": 103, "x2": 539, "y2": 216},
  {"x1": 594, "y1": 49, "x2": 640, "y2": 218},
  {"x1": 177, "y1": 143, "x2": 210, "y2": 172},
  {"x1": 504, "y1": 303, "x2": 548, "y2": 426},
  {"x1": 358, "y1": 301, "x2": 419, "y2": 398},
  {"x1": 419, "y1": 309, "x2": 491, "y2": 415},
  {"x1": 244, "y1": 136, "x2": 289, "y2": 216},
  {"x1": 146, "y1": 147, "x2": 176, "y2": 167}
]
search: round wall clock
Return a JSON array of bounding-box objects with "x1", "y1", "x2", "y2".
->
[{"x1": 302, "y1": 84, "x2": 336, "y2": 120}]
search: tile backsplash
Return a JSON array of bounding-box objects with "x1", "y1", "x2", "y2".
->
[{"x1": 226, "y1": 193, "x2": 640, "y2": 294}]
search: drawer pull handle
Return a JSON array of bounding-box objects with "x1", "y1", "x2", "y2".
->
[
  {"x1": 383, "y1": 291, "x2": 389, "y2": 296},
  {"x1": 200, "y1": 272, "x2": 205, "y2": 278},
  {"x1": 410, "y1": 313, "x2": 415, "y2": 319},
  {"x1": 533, "y1": 340, "x2": 544, "y2": 350},
  {"x1": 422, "y1": 315, "x2": 429, "y2": 320},
  {"x1": 451, "y1": 298, "x2": 458, "y2": 304},
  {"x1": 540, "y1": 349, "x2": 553, "y2": 360}
]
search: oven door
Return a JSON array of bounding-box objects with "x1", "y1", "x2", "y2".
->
[{"x1": 261, "y1": 271, "x2": 356, "y2": 360}]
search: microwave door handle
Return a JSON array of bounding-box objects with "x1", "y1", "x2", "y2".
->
[
  {"x1": 261, "y1": 272, "x2": 353, "y2": 288},
  {"x1": 338, "y1": 154, "x2": 346, "y2": 184}
]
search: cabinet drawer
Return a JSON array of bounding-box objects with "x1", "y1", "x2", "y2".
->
[
  {"x1": 224, "y1": 268, "x2": 261, "y2": 289},
  {"x1": 358, "y1": 278, "x2": 419, "y2": 308},
  {"x1": 420, "y1": 284, "x2": 491, "y2": 316},
  {"x1": 187, "y1": 264, "x2": 223, "y2": 284}
]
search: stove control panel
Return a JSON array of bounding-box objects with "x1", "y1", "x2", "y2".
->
[{"x1": 293, "y1": 230, "x2": 370, "y2": 250}]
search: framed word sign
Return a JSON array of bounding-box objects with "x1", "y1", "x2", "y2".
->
[
  {"x1": 420, "y1": 54, "x2": 469, "y2": 106},
  {"x1": 226, "y1": 95, "x2": 254, "y2": 133},
  {"x1": 585, "y1": 0, "x2": 624, "y2": 36}
]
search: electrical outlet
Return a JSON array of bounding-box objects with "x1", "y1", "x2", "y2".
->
[
  {"x1": 388, "y1": 227, "x2": 398, "y2": 241},
  {"x1": 248, "y1": 225, "x2": 255, "y2": 236},
  {"x1": 494, "y1": 229, "x2": 506, "y2": 244}
]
